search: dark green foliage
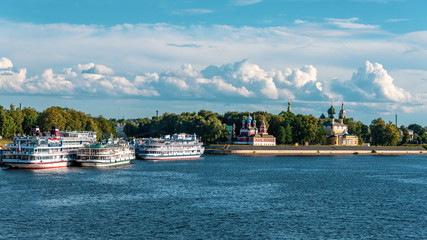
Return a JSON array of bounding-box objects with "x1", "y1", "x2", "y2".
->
[
  {"x1": 125, "y1": 110, "x2": 229, "y2": 144},
  {"x1": 400, "y1": 125, "x2": 410, "y2": 145},
  {"x1": 408, "y1": 123, "x2": 427, "y2": 144},
  {"x1": 369, "y1": 118, "x2": 400, "y2": 146},
  {"x1": 408, "y1": 123, "x2": 425, "y2": 136},
  {"x1": 1, "y1": 104, "x2": 426, "y2": 147},
  {"x1": 22, "y1": 107, "x2": 39, "y2": 135},
  {"x1": 276, "y1": 126, "x2": 286, "y2": 144},
  {"x1": 315, "y1": 122, "x2": 327, "y2": 145},
  {"x1": 0, "y1": 105, "x2": 117, "y2": 141},
  {"x1": 344, "y1": 118, "x2": 370, "y2": 143}
]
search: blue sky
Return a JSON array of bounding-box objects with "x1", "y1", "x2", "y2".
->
[{"x1": 0, "y1": 0, "x2": 427, "y2": 125}]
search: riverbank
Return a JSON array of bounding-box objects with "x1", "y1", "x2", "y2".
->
[{"x1": 205, "y1": 145, "x2": 427, "y2": 156}]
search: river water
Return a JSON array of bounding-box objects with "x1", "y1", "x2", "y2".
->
[{"x1": 0, "y1": 155, "x2": 426, "y2": 239}]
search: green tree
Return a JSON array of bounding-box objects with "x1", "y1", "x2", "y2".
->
[
  {"x1": 422, "y1": 133, "x2": 427, "y2": 144},
  {"x1": 408, "y1": 124, "x2": 425, "y2": 137},
  {"x1": 38, "y1": 106, "x2": 67, "y2": 132},
  {"x1": 315, "y1": 122, "x2": 328, "y2": 145},
  {"x1": 284, "y1": 123, "x2": 292, "y2": 144},
  {"x1": 0, "y1": 109, "x2": 16, "y2": 139},
  {"x1": 22, "y1": 107, "x2": 39, "y2": 135},
  {"x1": 413, "y1": 133, "x2": 421, "y2": 144},
  {"x1": 370, "y1": 118, "x2": 399, "y2": 146},
  {"x1": 124, "y1": 121, "x2": 138, "y2": 136},
  {"x1": 266, "y1": 114, "x2": 284, "y2": 138},
  {"x1": 85, "y1": 118, "x2": 99, "y2": 133},
  {"x1": 370, "y1": 118, "x2": 387, "y2": 146},
  {"x1": 344, "y1": 118, "x2": 369, "y2": 143},
  {"x1": 400, "y1": 125, "x2": 410, "y2": 145},
  {"x1": 276, "y1": 126, "x2": 286, "y2": 144},
  {"x1": 8, "y1": 104, "x2": 24, "y2": 134},
  {"x1": 384, "y1": 122, "x2": 400, "y2": 146}
]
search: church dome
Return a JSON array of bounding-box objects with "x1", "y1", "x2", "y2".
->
[
  {"x1": 320, "y1": 113, "x2": 326, "y2": 119},
  {"x1": 327, "y1": 105, "x2": 336, "y2": 118},
  {"x1": 339, "y1": 103, "x2": 347, "y2": 119}
]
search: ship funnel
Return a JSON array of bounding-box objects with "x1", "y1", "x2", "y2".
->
[
  {"x1": 51, "y1": 126, "x2": 60, "y2": 137},
  {"x1": 32, "y1": 126, "x2": 41, "y2": 137}
]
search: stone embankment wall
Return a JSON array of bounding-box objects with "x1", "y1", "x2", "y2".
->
[{"x1": 205, "y1": 145, "x2": 427, "y2": 156}]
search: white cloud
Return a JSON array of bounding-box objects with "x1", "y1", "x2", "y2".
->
[
  {"x1": 26, "y1": 68, "x2": 74, "y2": 94},
  {"x1": 78, "y1": 63, "x2": 114, "y2": 75},
  {"x1": 2, "y1": 55, "x2": 427, "y2": 124},
  {"x1": 294, "y1": 19, "x2": 306, "y2": 24},
  {"x1": 329, "y1": 61, "x2": 411, "y2": 102},
  {"x1": 211, "y1": 77, "x2": 254, "y2": 97},
  {"x1": 283, "y1": 65, "x2": 317, "y2": 88},
  {"x1": 385, "y1": 18, "x2": 409, "y2": 23},
  {"x1": 1, "y1": 56, "x2": 422, "y2": 110},
  {"x1": 0, "y1": 67, "x2": 26, "y2": 93},
  {"x1": 1, "y1": 19, "x2": 425, "y2": 82},
  {"x1": 0, "y1": 18, "x2": 426, "y2": 123},
  {"x1": 0, "y1": 57, "x2": 13, "y2": 69},
  {"x1": 0, "y1": 57, "x2": 326, "y2": 101},
  {"x1": 0, "y1": 59, "x2": 160, "y2": 97},
  {"x1": 353, "y1": 61, "x2": 411, "y2": 102},
  {"x1": 233, "y1": 0, "x2": 262, "y2": 6},
  {"x1": 326, "y1": 18, "x2": 379, "y2": 30},
  {"x1": 172, "y1": 9, "x2": 215, "y2": 15}
]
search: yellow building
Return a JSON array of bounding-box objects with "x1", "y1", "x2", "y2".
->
[{"x1": 320, "y1": 103, "x2": 359, "y2": 146}]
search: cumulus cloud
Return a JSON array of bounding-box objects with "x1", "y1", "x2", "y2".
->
[
  {"x1": 0, "y1": 67, "x2": 26, "y2": 93},
  {"x1": 283, "y1": 65, "x2": 317, "y2": 88},
  {"x1": 26, "y1": 68, "x2": 74, "y2": 94},
  {"x1": 0, "y1": 58, "x2": 160, "y2": 97},
  {"x1": 0, "y1": 57, "x2": 13, "y2": 69},
  {"x1": 0, "y1": 57, "x2": 419, "y2": 109},
  {"x1": 330, "y1": 61, "x2": 411, "y2": 102},
  {"x1": 79, "y1": 63, "x2": 115, "y2": 75},
  {"x1": 0, "y1": 57, "x2": 327, "y2": 102}
]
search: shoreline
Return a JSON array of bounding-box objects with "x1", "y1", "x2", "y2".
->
[{"x1": 205, "y1": 145, "x2": 427, "y2": 156}]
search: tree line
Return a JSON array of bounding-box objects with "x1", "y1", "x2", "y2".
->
[
  {"x1": 124, "y1": 110, "x2": 426, "y2": 146},
  {"x1": 0, "y1": 105, "x2": 117, "y2": 141},
  {"x1": 1, "y1": 105, "x2": 425, "y2": 146}
]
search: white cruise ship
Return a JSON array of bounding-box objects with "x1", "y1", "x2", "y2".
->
[
  {"x1": 1, "y1": 126, "x2": 97, "y2": 169},
  {"x1": 76, "y1": 138, "x2": 134, "y2": 167},
  {"x1": 137, "y1": 133, "x2": 204, "y2": 160}
]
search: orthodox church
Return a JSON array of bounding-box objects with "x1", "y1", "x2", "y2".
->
[
  {"x1": 320, "y1": 103, "x2": 359, "y2": 146},
  {"x1": 235, "y1": 115, "x2": 276, "y2": 146}
]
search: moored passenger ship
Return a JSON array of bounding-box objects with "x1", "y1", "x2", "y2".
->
[
  {"x1": 137, "y1": 133, "x2": 204, "y2": 160},
  {"x1": 76, "y1": 138, "x2": 134, "y2": 167},
  {"x1": 1, "y1": 127, "x2": 97, "y2": 169}
]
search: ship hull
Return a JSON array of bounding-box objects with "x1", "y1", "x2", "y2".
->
[
  {"x1": 1, "y1": 160, "x2": 71, "y2": 169},
  {"x1": 139, "y1": 154, "x2": 202, "y2": 160},
  {"x1": 79, "y1": 160, "x2": 132, "y2": 167}
]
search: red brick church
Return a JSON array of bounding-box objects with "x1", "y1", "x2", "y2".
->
[{"x1": 234, "y1": 115, "x2": 276, "y2": 146}]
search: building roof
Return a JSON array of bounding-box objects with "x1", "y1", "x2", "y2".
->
[{"x1": 322, "y1": 120, "x2": 346, "y2": 127}]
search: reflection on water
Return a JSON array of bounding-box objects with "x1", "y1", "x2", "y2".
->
[{"x1": 1, "y1": 155, "x2": 426, "y2": 239}]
